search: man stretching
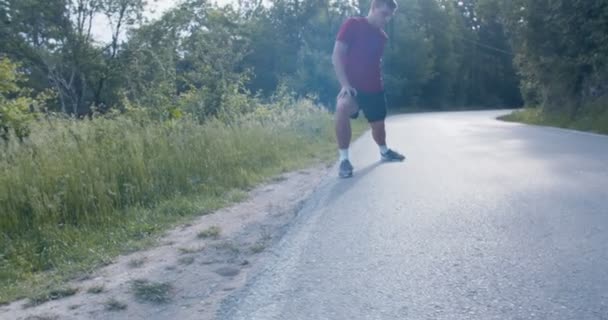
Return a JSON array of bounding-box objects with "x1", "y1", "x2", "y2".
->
[{"x1": 332, "y1": 0, "x2": 405, "y2": 178}]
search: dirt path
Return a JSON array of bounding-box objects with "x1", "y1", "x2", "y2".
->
[{"x1": 1, "y1": 164, "x2": 331, "y2": 320}]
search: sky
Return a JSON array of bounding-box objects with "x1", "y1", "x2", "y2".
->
[{"x1": 91, "y1": 0, "x2": 234, "y2": 43}]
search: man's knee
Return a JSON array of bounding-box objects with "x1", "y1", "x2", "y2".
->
[
  {"x1": 369, "y1": 120, "x2": 384, "y2": 131},
  {"x1": 336, "y1": 96, "x2": 358, "y2": 116}
]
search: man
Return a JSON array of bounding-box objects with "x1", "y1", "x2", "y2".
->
[{"x1": 332, "y1": 0, "x2": 405, "y2": 178}]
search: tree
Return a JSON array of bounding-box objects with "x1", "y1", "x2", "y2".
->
[
  {"x1": 0, "y1": 0, "x2": 145, "y2": 115},
  {"x1": 491, "y1": 0, "x2": 608, "y2": 116},
  {"x1": 120, "y1": 0, "x2": 251, "y2": 120}
]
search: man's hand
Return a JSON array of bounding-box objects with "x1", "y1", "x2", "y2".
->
[{"x1": 339, "y1": 85, "x2": 358, "y2": 99}]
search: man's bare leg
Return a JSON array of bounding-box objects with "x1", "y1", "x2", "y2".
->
[
  {"x1": 370, "y1": 119, "x2": 405, "y2": 161},
  {"x1": 335, "y1": 95, "x2": 358, "y2": 177},
  {"x1": 335, "y1": 95, "x2": 358, "y2": 152},
  {"x1": 369, "y1": 120, "x2": 386, "y2": 146}
]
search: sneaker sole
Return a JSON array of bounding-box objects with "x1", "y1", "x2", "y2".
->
[{"x1": 339, "y1": 171, "x2": 353, "y2": 178}]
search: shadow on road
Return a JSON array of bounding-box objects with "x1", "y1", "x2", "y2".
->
[{"x1": 324, "y1": 160, "x2": 385, "y2": 207}]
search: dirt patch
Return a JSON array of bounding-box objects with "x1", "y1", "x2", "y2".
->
[{"x1": 0, "y1": 165, "x2": 331, "y2": 320}]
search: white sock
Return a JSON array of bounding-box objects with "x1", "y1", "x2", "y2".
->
[
  {"x1": 379, "y1": 145, "x2": 389, "y2": 154},
  {"x1": 339, "y1": 149, "x2": 349, "y2": 161}
]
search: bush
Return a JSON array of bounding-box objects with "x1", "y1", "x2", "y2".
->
[{"x1": 0, "y1": 58, "x2": 34, "y2": 141}]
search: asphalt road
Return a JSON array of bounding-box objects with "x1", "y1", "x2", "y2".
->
[{"x1": 219, "y1": 110, "x2": 608, "y2": 320}]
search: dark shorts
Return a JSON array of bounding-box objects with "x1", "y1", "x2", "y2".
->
[{"x1": 350, "y1": 91, "x2": 387, "y2": 122}]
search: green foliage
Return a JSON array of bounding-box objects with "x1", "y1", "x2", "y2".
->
[
  {"x1": 119, "y1": 0, "x2": 251, "y2": 120},
  {"x1": 0, "y1": 58, "x2": 47, "y2": 141},
  {"x1": 1, "y1": 0, "x2": 144, "y2": 115},
  {"x1": 493, "y1": 0, "x2": 608, "y2": 118},
  {"x1": 24, "y1": 287, "x2": 78, "y2": 308},
  {"x1": 130, "y1": 279, "x2": 173, "y2": 304},
  {"x1": 501, "y1": 104, "x2": 608, "y2": 135},
  {"x1": 197, "y1": 226, "x2": 221, "y2": 239}
]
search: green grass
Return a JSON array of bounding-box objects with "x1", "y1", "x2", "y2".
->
[
  {"x1": 197, "y1": 226, "x2": 221, "y2": 239},
  {"x1": 130, "y1": 279, "x2": 173, "y2": 304},
  {"x1": 0, "y1": 99, "x2": 368, "y2": 304},
  {"x1": 499, "y1": 105, "x2": 608, "y2": 135},
  {"x1": 127, "y1": 258, "x2": 147, "y2": 269},
  {"x1": 212, "y1": 241, "x2": 240, "y2": 254},
  {"x1": 23, "y1": 287, "x2": 78, "y2": 308},
  {"x1": 86, "y1": 285, "x2": 104, "y2": 294},
  {"x1": 250, "y1": 241, "x2": 267, "y2": 254},
  {"x1": 177, "y1": 245, "x2": 205, "y2": 254}
]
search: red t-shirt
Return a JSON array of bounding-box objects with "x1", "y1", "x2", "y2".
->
[{"x1": 336, "y1": 17, "x2": 388, "y2": 93}]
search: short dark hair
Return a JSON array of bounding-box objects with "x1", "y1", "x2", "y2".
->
[{"x1": 372, "y1": 0, "x2": 398, "y2": 10}]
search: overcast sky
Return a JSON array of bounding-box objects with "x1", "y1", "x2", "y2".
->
[{"x1": 91, "y1": 0, "x2": 234, "y2": 43}]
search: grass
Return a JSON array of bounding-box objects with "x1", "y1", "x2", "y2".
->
[
  {"x1": 197, "y1": 226, "x2": 221, "y2": 239},
  {"x1": 0, "y1": 100, "x2": 368, "y2": 304},
  {"x1": 127, "y1": 258, "x2": 147, "y2": 269},
  {"x1": 104, "y1": 298, "x2": 128, "y2": 311},
  {"x1": 212, "y1": 241, "x2": 241, "y2": 255},
  {"x1": 498, "y1": 107, "x2": 566, "y2": 126},
  {"x1": 24, "y1": 287, "x2": 78, "y2": 308},
  {"x1": 130, "y1": 279, "x2": 173, "y2": 304},
  {"x1": 250, "y1": 241, "x2": 267, "y2": 254},
  {"x1": 499, "y1": 105, "x2": 608, "y2": 135},
  {"x1": 178, "y1": 246, "x2": 205, "y2": 254},
  {"x1": 87, "y1": 285, "x2": 104, "y2": 294},
  {"x1": 251, "y1": 230, "x2": 272, "y2": 254}
]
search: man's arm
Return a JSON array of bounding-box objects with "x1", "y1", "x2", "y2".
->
[
  {"x1": 332, "y1": 41, "x2": 357, "y2": 97},
  {"x1": 332, "y1": 41, "x2": 350, "y2": 88}
]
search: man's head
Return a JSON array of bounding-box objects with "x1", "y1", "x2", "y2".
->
[{"x1": 369, "y1": 0, "x2": 398, "y2": 25}]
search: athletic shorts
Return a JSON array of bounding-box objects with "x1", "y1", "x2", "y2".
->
[{"x1": 350, "y1": 91, "x2": 387, "y2": 122}]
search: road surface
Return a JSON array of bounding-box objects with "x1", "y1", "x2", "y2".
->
[{"x1": 219, "y1": 110, "x2": 608, "y2": 320}]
